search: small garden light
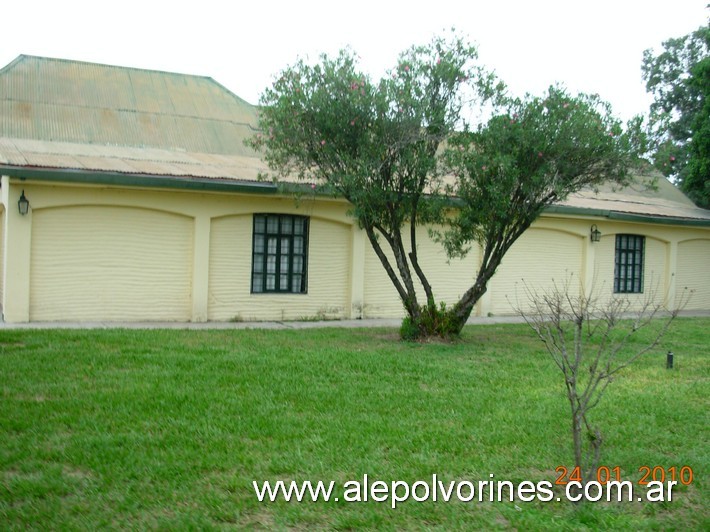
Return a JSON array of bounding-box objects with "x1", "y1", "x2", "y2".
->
[{"x1": 18, "y1": 190, "x2": 30, "y2": 215}]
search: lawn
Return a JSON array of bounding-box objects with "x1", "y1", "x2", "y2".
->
[{"x1": 0, "y1": 319, "x2": 707, "y2": 530}]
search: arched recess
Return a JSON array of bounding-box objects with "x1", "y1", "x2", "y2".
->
[
  {"x1": 592, "y1": 233, "x2": 669, "y2": 308},
  {"x1": 676, "y1": 238, "x2": 710, "y2": 310},
  {"x1": 30, "y1": 205, "x2": 193, "y2": 321},
  {"x1": 0, "y1": 205, "x2": 4, "y2": 305},
  {"x1": 362, "y1": 223, "x2": 479, "y2": 319},
  {"x1": 208, "y1": 213, "x2": 351, "y2": 321},
  {"x1": 489, "y1": 227, "x2": 584, "y2": 315}
]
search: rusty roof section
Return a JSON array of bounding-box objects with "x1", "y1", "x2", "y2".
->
[
  {"x1": 0, "y1": 137, "x2": 270, "y2": 182},
  {"x1": 0, "y1": 55, "x2": 708, "y2": 223},
  {"x1": 554, "y1": 177, "x2": 710, "y2": 223},
  {"x1": 0, "y1": 55, "x2": 259, "y2": 156}
]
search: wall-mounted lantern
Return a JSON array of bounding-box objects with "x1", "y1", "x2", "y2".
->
[
  {"x1": 18, "y1": 190, "x2": 30, "y2": 215},
  {"x1": 590, "y1": 224, "x2": 601, "y2": 243}
]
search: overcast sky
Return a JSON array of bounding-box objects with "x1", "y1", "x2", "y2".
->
[{"x1": 3, "y1": 1, "x2": 708, "y2": 121}]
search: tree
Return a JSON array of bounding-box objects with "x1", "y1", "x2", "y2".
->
[
  {"x1": 642, "y1": 20, "x2": 710, "y2": 208},
  {"x1": 249, "y1": 33, "x2": 645, "y2": 340},
  {"x1": 515, "y1": 277, "x2": 685, "y2": 493},
  {"x1": 441, "y1": 89, "x2": 645, "y2": 331},
  {"x1": 684, "y1": 54, "x2": 710, "y2": 207}
]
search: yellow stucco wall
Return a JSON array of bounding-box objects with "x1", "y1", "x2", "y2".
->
[
  {"x1": 362, "y1": 224, "x2": 478, "y2": 318},
  {"x1": 2, "y1": 180, "x2": 356, "y2": 322},
  {"x1": 208, "y1": 214, "x2": 351, "y2": 321},
  {"x1": 0, "y1": 205, "x2": 4, "y2": 304},
  {"x1": 2, "y1": 178, "x2": 709, "y2": 323},
  {"x1": 488, "y1": 227, "x2": 584, "y2": 315},
  {"x1": 2, "y1": 178, "x2": 33, "y2": 320},
  {"x1": 30, "y1": 205, "x2": 193, "y2": 321},
  {"x1": 591, "y1": 232, "x2": 668, "y2": 309},
  {"x1": 676, "y1": 239, "x2": 710, "y2": 309}
]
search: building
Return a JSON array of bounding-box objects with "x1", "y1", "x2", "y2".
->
[{"x1": 1, "y1": 55, "x2": 709, "y2": 323}]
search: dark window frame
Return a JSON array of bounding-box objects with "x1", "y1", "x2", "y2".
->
[
  {"x1": 614, "y1": 234, "x2": 645, "y2": 293},
  {"x1": 251, "y1": 214, "x2": 309, "y2": 294}
]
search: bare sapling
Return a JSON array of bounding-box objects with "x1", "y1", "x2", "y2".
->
[{"x1": 514, "y1": 274, "x2": 688, "y2": 498}]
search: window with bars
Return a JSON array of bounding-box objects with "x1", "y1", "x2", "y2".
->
[
  {"x1": 614, "y1": 234, "x2": 645, "y2": 293},
  {"x1": 251, "y1": 214, "x2": 309, "y2": 294}
]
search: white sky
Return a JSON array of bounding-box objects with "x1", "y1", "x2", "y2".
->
[{"x1": 3, "y1": 1, "x2": 708, "y2": 121}]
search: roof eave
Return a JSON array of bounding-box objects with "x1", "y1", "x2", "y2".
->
[
  {"x1": 0, "y1": 165, "x2": 278, "y2": 194},
  {"x1": 3, "y1": 165, "x2": 709, "y2": 225},
  {"x1": 545, "y1": 204, "x2": 710, "y2": 227}
]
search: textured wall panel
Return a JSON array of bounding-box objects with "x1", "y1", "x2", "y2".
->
[
  {"x1": 640, "y1": 237, "x2": 667, "y2": 300},
  {"x1": 0, "y1": 209, "x2": 4, "y2": 304},
  {"x1": 362, "y1": 225, "x2": 478, "y2": 318},
  {"x1": 30, "y1": 206, "x2": 193, "y2": 321},
  {"x1": 593, "y1": 234, "x2": 668, "y2": 309},
  {"x1": 676, "y1": 239, "x2": 710, "y2": 310},
  {"x1": 489, "y1": 228, "x2": 583, "y2": 315},
  {"x1": 208, "y1": 215, "x2": 350, "y2": 321}
]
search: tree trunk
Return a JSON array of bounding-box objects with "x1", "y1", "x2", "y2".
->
[
  {"x1": 570, "y1": 410, "x2": 585, "y2": 503},
  {"x1": 364, "y1": 226, "x2": 420, "y2": 320}
]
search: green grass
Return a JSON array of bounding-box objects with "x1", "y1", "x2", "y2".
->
[{"x1": 0, "y1": 319, "x2": 707, "y2": 530}]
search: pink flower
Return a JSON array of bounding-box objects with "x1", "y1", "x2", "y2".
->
[
  {"x1": 320, "y1": 140, "x2": 326, "y2": 146},
  {"x1": 404, "y1": 65, "x2": 410, "y2": 72},
  {"x1": 311, "y1": 183, "x2": 316, "y2": 189},
  {"x1": 350, "y1": 120, "x2": 356, "y2": 126},
  {"x1": 482, "y1": 165, "x2": 487, "y2": 171},
  {"x1": 538, "y1": 152, "x2": 543, "y2": 158},
  {"x1": 670, "y1": 156, "x2": 676, "y2": 161}
]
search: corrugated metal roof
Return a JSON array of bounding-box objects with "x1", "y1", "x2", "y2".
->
[
  {"x1": 0, "y1": 137, "x2": 269, "y2": 182},
  {"x1": 558, "y1": 178, "x2": 710, "y2": 222},
  {"x1": 0, "y1": 55, "x2": 258, "y2": 155},
  {"x1": 0, "y1": 55, "x2": 708, "y2": 223},
  {"x1": 3, "y1": 136, "x2": 708, "y2": 222}
]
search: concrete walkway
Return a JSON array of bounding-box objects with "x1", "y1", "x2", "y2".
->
[
  {"x1": 0, "y1": 315, "x2": 528, "y2": 330},
  {"x1": 1, "y1": 311, "x2": 707, "y2": 330}
]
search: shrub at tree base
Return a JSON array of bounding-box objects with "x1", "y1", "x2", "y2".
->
[{"x1": 400, "y1": 302, "x2": 462, "y2": 341}]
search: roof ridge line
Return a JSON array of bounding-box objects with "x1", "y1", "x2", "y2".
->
[
  {"x1": 9, "y1": 54, "x2": 216, "y2": 81},
  {"x1": 2, "y1": 54, "x2": 257, "y2": 108}
]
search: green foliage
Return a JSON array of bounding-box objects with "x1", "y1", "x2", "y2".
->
[
  {"x1": 684, "y1": 55, "x2": 710, "y2": 207},
  {"x1": 442, "y1": 87, "x2": 644, "y2": 259},
  {"x1": 248, "y1": 31, "x2": 499, "y2": 232},
  {"x1": 400, "y1": 301, "x2": 461, "y2": 341},
  {"x1": 642, "y1": 21, "x2": 710, "y2": 208},
  {"x1": 399, "y1": 316, "x2": 420, "y2": 341},
  {"x1": 249, "y1": 31, "x2": 646, "y2": 340}
]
